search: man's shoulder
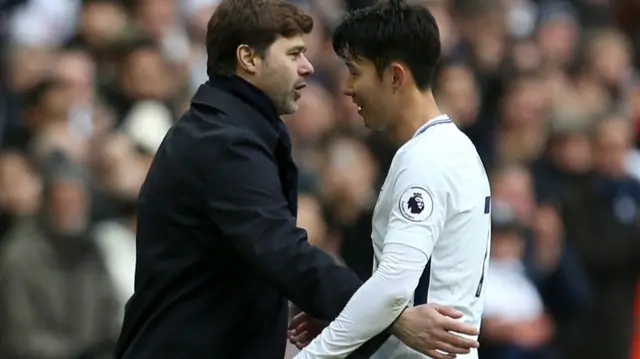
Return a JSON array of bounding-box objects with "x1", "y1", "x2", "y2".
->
[
  {"x1": 188, "y1": 83, "x2": 279, "y2": 146},
  {"x1": 166, "y1": 106, "x2": 270, "y2": 160},
  {"x1": 141, "y1": 108, "x2": 277, "y2": 205}
]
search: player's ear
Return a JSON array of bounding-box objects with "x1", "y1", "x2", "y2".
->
[
  {"x1": 236, "y1": 44, "x2": 259, "y2": 74},
  {"x1": 389, "y1": 63, "x2": 405, "y2": 89}
]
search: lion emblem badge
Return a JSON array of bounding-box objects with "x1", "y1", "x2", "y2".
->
[{"x1": 399, "y1": 187, "x2": 433, "y2": 222}]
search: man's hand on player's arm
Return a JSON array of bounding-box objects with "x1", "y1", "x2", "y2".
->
[
  {"x1": 391, "y1": 304, "x2": 480, "y2": 359},
  {"x1": 289, "y1": 244, "x2": 480, "y2": 359},
  {"x1": 289, "y1": 305, "x2": 480, "y2": 359}
]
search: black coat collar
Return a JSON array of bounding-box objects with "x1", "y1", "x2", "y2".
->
[{"x1": 191, "y1": 75, "x2": 280, "y2": 124}]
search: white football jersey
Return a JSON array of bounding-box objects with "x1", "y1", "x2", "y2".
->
[{"x1": 370, "y1": 115, "x2": 491, "y2": 359}]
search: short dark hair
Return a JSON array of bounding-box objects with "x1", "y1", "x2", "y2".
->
[
  {"x1": 206, "y1": 0, "x2": 313, "y2": 77},
  {"x1": 332, "y1": 0, "x2": 441, "y2": 90},
  {"x1": 112, "y1": 36, "x2": 159, "y2": 74},
  {"x1": 24, "y1": 78, "x2": 67, "y2": 111}
]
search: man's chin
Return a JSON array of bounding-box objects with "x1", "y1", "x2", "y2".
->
[{"x1": 278, "y1": 102, "x2": 299, "y2": 116}]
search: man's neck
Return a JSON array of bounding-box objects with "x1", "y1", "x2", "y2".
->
[
  {"x1": 386, "y1": 90, "x2": 443, "y2": 145},
  {"x1": 236, "y1": 72, "x2": 258, "y2": 88}
]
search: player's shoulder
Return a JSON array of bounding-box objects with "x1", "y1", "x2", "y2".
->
[
  {"x1": 394, "y1": 129, "x2": 462, "y2": 172},
  {"x1": 393, "y1": 141, "x2": 444, "y2": 175},
  {"x1": 405, "y1": 118, "x2": 470, "y2": 150},
  {"x1": 389, "y1": 145, "x2": 451, "y2": 196}
]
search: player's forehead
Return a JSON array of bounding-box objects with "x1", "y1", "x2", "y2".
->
[{"x1": 344, "y1": 54, "x2": 375, "y2": 70}]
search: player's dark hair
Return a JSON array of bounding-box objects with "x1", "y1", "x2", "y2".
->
[
  {"x1": 206, "y1": 0, "x2": 313, "y2": 77},
  {"x1": 332, "y1": 0, "x2": 441, "y2": 90}
]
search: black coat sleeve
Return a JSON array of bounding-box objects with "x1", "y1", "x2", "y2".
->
[
  {"x1": 205, "y1": 130, "x2": 351, "y2": 318},
  {"x1": 205, "y1": 131, "x2": 391, "y2": 357}
]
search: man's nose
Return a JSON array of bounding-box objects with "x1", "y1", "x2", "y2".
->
[{"x1": 299, "y1": 55, "x2": 314, "y2": 76}]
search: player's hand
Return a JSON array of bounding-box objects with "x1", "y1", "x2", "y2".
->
[
  {"x1": 391, "y1": 304, "x2": 480, "y2": 359},
  {"x1": 287, "y1": 312, "x2": 328, "y2": 349}
]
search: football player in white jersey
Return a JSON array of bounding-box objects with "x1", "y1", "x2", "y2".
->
[{"x1": 290, "y1": 1, "x2": 491, "y2": 359}]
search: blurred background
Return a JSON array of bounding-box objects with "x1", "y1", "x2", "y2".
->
[{"x1": 0, "y1": 0, "x2": 639, "y2": 358}]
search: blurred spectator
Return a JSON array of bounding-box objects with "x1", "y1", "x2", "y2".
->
[
  {"x1": 5, "y1": 78, "x2": 74, "y2": 151},
  {"x1": 53, "y1": 44, "x2": 107, "y2": 139},
  {"x1": 0, "y1": 150, "x2": 40, "y2": 240},
  {"x1": 92, "y1": 132, "x2": 149, "y2": 324},
  {"x1": 532, "y1": 118, "x2": 592, "y2": 204},
  {"x1": 104, "y1": 39, "x2": 176, "y2": 125},
  {"x1": 297, "y1": 193, "x2": 333, "y2": 257},
  {"x1": 490, "y1": 164, "x2": 536, "y2": 227},
  {"x1": 434, "y1": 63, "x2": 481, "y2": 129},
  {"x1": 75, "y1": 0, "x2": 129, "y2": 53},
  {"x1": 561, "y1": 115, "x2": 640, "y2": 359},
  {"x1": 535, "y1": 1, "x2": 580, "y2": 72},
  {"x1": 6, "y1": 0, "x2": 77, "y2": 47},
  {"x1": 496, "y1": 72, "x2": 551, "y2": 166},
  {"x1": 317, "y1": 134, "x2": 377, "y2": 281},
  {"x1": 0, "y1": 153, "x2": 119, "y2": 359},
  {"x1": 489, "y1": 164, "x2": 590, "y2": 359},
  {"x1": 481, "y1": 201, "x2": 556, "y2": 359}
]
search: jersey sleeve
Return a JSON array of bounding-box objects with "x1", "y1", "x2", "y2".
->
[
  {"x1": 384, "y1": 151, "x2": 448, "y2": 258},
  {"x1": 293, "y1": 242, "x2": 428, "y2": 359}
]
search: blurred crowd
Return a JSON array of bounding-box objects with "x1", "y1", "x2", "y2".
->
[{"x1": 0, "y1": 0, "x2": 640, "y2": 358}]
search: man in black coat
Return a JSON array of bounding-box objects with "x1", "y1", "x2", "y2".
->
[{"x1": 114, "y1": 1, "x2": 480, "y2": 358}]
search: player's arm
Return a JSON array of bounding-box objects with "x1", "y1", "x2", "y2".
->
[{"x1": 295, "y1": 155, "x2": 447, "y2": 359}]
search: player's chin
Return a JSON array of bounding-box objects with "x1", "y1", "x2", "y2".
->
[
  {"x1": 362, "y1": 118, "x2": 383, "y2": 131},
  {"x1": 360, "y1": 115, "x2": 373, "y2": 128}
]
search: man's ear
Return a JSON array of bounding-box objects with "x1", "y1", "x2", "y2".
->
[{"x1": 236, "y1": 44, "x2": 259, "y2": 74}]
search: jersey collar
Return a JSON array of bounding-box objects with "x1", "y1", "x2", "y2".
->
[{"x1": 413, "y1": 114, "x2": 453, "y2": 138}]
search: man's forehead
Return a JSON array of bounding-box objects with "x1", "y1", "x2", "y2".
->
[{"x1": 273, "y1": 35, "x2": 306, "y2": 50}]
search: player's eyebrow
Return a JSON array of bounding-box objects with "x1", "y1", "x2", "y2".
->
[
  {"x1": 345, "y1": 61, "x2": 357, "y2": 71},
  {"x1": 287, "y1": 45, "x2": 306, "y2": 54}
]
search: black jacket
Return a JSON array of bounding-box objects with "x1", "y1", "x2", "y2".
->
[{"x1": 114, "y1": 76, "x2": 389, "y2": 359}]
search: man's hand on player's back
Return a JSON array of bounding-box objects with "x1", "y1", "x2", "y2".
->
[{"x1": 289, "y1": 303, "x2": 479, "y2": 359}]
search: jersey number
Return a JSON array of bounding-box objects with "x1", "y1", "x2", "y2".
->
[{"x1": 475, "y1": 196, "x2": 491, "y2": 298}]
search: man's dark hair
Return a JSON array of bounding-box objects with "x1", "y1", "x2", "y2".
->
[
  {"x1": 206, "y1": 0, "x2": 313, "y2": 77},
  {"x1": 332, "y1": 0, "x2": 441, "y2": 90}
]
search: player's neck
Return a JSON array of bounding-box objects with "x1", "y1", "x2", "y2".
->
[{"x1": 386, "y1": 90, "x2": 443, "y2": 145}]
